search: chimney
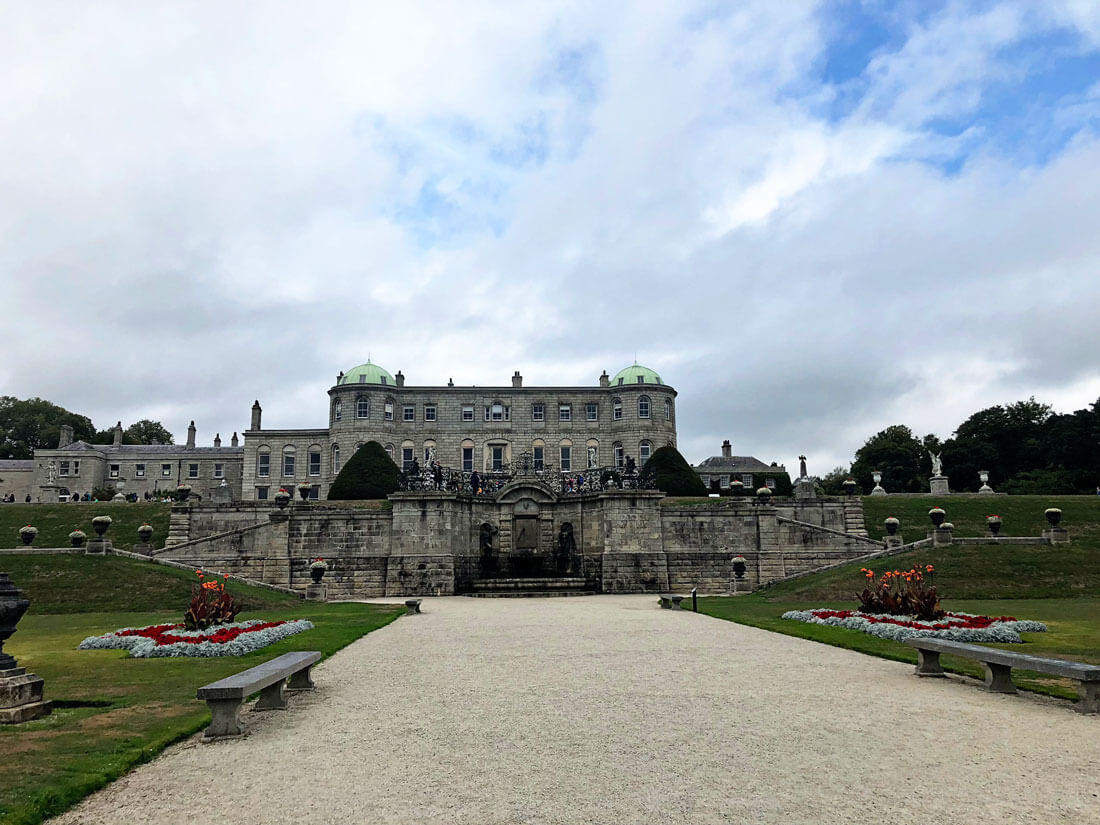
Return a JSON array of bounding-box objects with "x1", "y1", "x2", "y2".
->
[
  {"x1": 395, "y1": 370, "x2": 405, "y2": 388},
  {"x1": 58, "y1": 424, "x2": 73, "y2": 448},
  {"x1": 251, "y1": 400, "x2": 262, "y2": 431},
  {"x1": 721, "y1": 439, "x2": 732, "y2": 458},
  {"x1": 186, "y1": 421, "x2": 196, "y2": 449},
  {"x1": 337, "y1": 370, "x2": 344, "y2": 384},
  {"x1": 112, "y1": 421, "x2": 123, "y2": 447},
  {"x1": 512, "y1": 371, "x2": 522, "y2": 388},
  {"x1": 599, "y1": 370, "x2": 610, "y2": 388},
  {"x1": 214, "y1": 433, "x2": 221, "y2": 448},
  {"x1": 231, "y1": 432, "x2": 239, "y2": 447},
  {"x1": 448, "y1": 378, "x2": 454, "y2": 387}
]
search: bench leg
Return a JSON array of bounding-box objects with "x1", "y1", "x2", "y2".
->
[
  {"x1": 983, "y1": 662, "x2": 1016, "y2": 694},
  {"x1": 659, "y1": 599, "x2": 670, "y2": 609},
  {"x1": 1076, "y1": 681, "x2": 1100, "y2": 714},
  {"x1": 254, "y1": 678, "x2": 288, "y2": 711},
  {"x1": 914, "y1": 649, "x2": 945, "y2": 677},
  {"x1": 405, "y1": 603, "x2": 420, "y2": 616},
  {"x1": 671, "y1": 599, "x2": 683, "y2": 610},
  {"x1": 286, "y1": 665, "x2": 315, "y2": 692},
  {"x1": 204, "y1": 699, "x2": 244, "y2": 739}
]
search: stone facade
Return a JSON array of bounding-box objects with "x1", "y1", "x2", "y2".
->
[{"x1": 241, "y1": 362, "x2": 678, "y2": 502}]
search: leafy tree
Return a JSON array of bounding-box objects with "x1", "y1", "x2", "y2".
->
[
  {"x1": 817, "y1": 466, "x2": 851, "y2": 496},
  {"x1": 125, "y1": 419, "x2": 174, "y2": 445},
  {"x1": 849, "y1": 425, "x2": 925, "y2": 493},
  {"x1": 951, "y1": 398, "x2": 1052, "y2": 487},
  {"x1": 327, "y1": 441, "x2": 401, "y2": 500},
  {"x1": 638, "y1": 445, "x2": 707, "y2": 496},
  {"x1": 0, "y1": 396, "x2": 96, "y2": 459}
]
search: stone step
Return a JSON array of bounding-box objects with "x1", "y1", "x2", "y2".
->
[{"x1": 465, "y1": 590, "x2": 596, "y2": 598}]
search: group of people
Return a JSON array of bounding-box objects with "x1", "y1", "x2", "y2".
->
[{"x1": 1, "y1": 493, "x2": 30, "y2": 503}]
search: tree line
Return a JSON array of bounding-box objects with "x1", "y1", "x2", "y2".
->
[
  {"x1": 821, "y1": 397, "x2": 1100, "y2": 495},
  {"x1": 0, "y1": 396, "x2": 174, "y2": 459}
]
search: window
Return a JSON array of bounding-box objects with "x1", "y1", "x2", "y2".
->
[
  {"x1": 533, "y1": 446, "x2": 544, "y2": 470},
  {"x1": 72, "y1": 460, "x2": 79, "y2": 475},
  {"x1": 384, "y1": 402, "x2": 394, "y2": 421},
  {"x1": 586, "y1": 403, "x2": 598, "y2": 421},
  {"x1": 308, "y1": 451, "x2": 321, "y2": 476},
  {"x1": 59, "y1": 460, "x2": 70, "y2": 476},
  {"x1": 256, "y1": 486, "x2": 269, "y2": 500},
  {"x1": 385, "y1": 444, "x2": 394, "y2": 461},
  {"x1": 614, "y1": 443, "x2": 624, "y2": 468},
  {"x1": 356, "y1": 396, "x2": 369, "y2": 419},
  {"x1": 559, "y1": 404, "x2": 571, "y2": 421},
  {"x1": 742, "y1": 473, "x2": 753, "y2": 487},
  {"x1": 532, "y1": 404, "x2": 544, "y2": 421},
  {"x1": 109, "y1": 464, "x2": 120, "y2": 479},
  {"x1": 308, "y1": 486, "x2": 319, "y2": 500},
  {"x1": 214, "y1": 463, "x2": 224, "y2": 479},
  {"x1": 402, "y1": 446, "x2": 414, "y2": 471},
  {"x1": 379, "y1": 375, "x2": 387, "y2": 385},
  {"x1": 639, "y1": 442, "x2": 651, "y2": 464},
  {"x1": 638, "y1": 395, "x2": 651, "y2": 419},
  {"x1": 638, "y1": 376, "x2": 644, "y2": 384},
  {"x1": 282, "y1": 448, "x2": 295, "y2": 477},
  {"x1": 766, "y1": 477, "x2": 776, "y2": 489},
  {"x1": 462, "y1": 405, "x2": 474, "y2": 422},
  {"x1": 613, "y1": 398, "x2": 623, "y2": 420},
  {"x1": 359, "y1": 374, "x2": 367, "y2": 383},
  {"x1": 486, "y1": 402, "x2": 504, "y2": 421},
  {"x1": 462, "y1": 447, "x2": 473, "y2": 472},
  {"x1": 490, "y1": 445, "x2": 505, "y2": 471},
  {"x1": 720, "y1": 475, "x2": 730, "y2": 489},
  {"x1": 424, "y1": 405, "x2": 436, "y2": 422},
  {"x1": 162, "y1": 463, "x2": 172, "y2": 477},
  {"x1": 618, "y1": 377, "x2": 624, "y2": 386},
  {"x1": 333, "y1": 398, "x2": 342, "y2": 421},
  {"x1": 665, "y1": 398, "x2": 672, "y2": 420},
  {"x1": 403, "y1": 406, "x2": 415, "y2": 422},
  {"x1": 188, "y1": 463, "x2": 199, "y2": 479},
  {"x1": 135, "y1": 463, "x2": 145, "y2": 478},
  {"x1": 332, "y1": 445, "x2": 341, "y2": 474},
  {"x1": 560, "y1": 445, "x2": 571, "y2": 471}
]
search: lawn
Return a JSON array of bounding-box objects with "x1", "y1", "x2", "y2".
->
[
  {"x1": 0, "y1": 557, "x2": 403, "y2": 825},
  {"x1": 0, "y1": 503, "x2": 171, "y2": 552}
]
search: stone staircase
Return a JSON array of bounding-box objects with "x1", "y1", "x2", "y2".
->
[
  {"x1": 465, "y1": 577, "x2": 596, "y2": 598},
  {"x1": 164, "y1": 507, "x2": 191, "y2": 548},
  {"x1": 841, "y1": 499, "x2": 869, "y2": 537}
]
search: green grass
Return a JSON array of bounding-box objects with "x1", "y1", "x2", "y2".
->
[
  {"x1": 0, "y1": 557, "x2": 403, "y2": 825},
  {"x1": 0, "y1": 503, "x2": 171, "y2": 552}
]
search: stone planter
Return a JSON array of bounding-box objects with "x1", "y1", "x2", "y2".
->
[
  {"x1": 309, "y1": 566, "x2": 326, "y2": 583},
  {"x1": 884, "y1": 518, "x2": 899, "y2": 536},
  {"x1": 19, "y1": 530, "x2": 36, "y2": 546},
  {"x1": 1045, "y1": 508, "x2": 1062, "y2": 528},
  {"x1": 91, "y1": 517, "x2": 112, "y2": 537},
  {"x1": 755, "y1": 487, "x2": 772, "y2": 505},
  {"x1": 731, "y1": 557, "x2": 747, "y2": 579},
  {"x1": 298, "y1": 485, "x2": 312, "y2": 501},
  {"x1": 137, "y1": 525, "x2": 154, "y2": 543},
  {"x1": 989, "y1": 521, "x2": 1001, "y2": 536},
  {"x1": 928, "y1": 509, "x2": 946, "y2": 528},
  {"x1": 274, "y1": 490, "x2": 291, "y2": 510},
  {"x1": 69, "y1": 531, "x2": 86, "y2": 548},
  {"x1": 176, "y1": 485, "x2": 192, "y2": 502},
  {"x1": 0, "y1": 573, "x2": 30, "y2": 671}
]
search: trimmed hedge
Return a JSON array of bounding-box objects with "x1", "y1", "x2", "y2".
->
[
  {"x1": 640, "y1": 445, "x2": 707, "y2": 496},
  {"x1": 327, "y1": 441, "x2": 401, "y2": 500}
]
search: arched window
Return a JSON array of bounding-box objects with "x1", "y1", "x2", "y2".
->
[
  {"x1": 532, "y1": 438, "x2": 546, "y2": 471},
  {"x1": 460, "y1": 439, "x2": 475, "y2": 472},
  {"x1": 400, "y1": 440, "x2": 414, "y2": 471},
  {"x1": 282, "y1": 446, "x2": 296, "y2": 477},
  {"x1": 664, "y1": 398, "x2": 673, "y2": 420},
  {"x1": 639, "y1": 441, "x2": 651, "y2": 465},
  {"x1": 613, "y1": 398, "x2": 623, "y2": 420},
  {"x1": 332, "y1": 397, "x2": 342, "y2": 422},
  {"x1": 638, "y1": 395, "x2": 651, "y2": 419},
  {"x1": 613, "y1": 442, "x2": 624, "y2": 468},
  {"x1": 331, "y1": 444, "x2": 341, "y2": 474},
  {"x1": 356, "y1": 396, "x2": 369, "y2": 419},
  {"x1": 385, "y1": 443, "x2": 395, "y2": 462},
  {"x1": 384, "y1": 398, "x2": 395, "y2": 421},
  {"x1": 559, "y1": 439, "x2": 573, "y2": 472}
]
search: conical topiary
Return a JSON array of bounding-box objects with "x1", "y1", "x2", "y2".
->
[
  {"x1": 327, "y1": 441, "x2": 401, "y2": 500},
  {"x1": 638, "y1": 445, "x2": 707, "y2": 496}
]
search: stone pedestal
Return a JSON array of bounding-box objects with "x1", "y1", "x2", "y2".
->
[
  {"x1": 884, "y1": 535, "x2": 904, "y2": 549},
  {"x1": 0, "y1": 666, "x2": 51, "y2": 724},
  {"x1": 978, "y1": 484, "x2": 994, "y2": 495},
  {"x1": 929, "y1": 475, "x2": 950, "y2": 496},
  {"x1": 305, "y1": 583, "x2": 327, "y2": 602},
  {"x1": 133, "y1": 541, "x2": 154, "y2": 556},
  {"x1": 85, "y1": 539, "x2": 112, "y2": 556},
  {"x1": 213, "y1": 482, "x2": 232, "y2": 504},
  {"x1": 38, "y1": 484, "x2": 63, "y2": 504},
  {"x1": 793, "y1": 479, "x2": 816, "y2": 500},
  {"x1": 931, "y1": 527, "x2": 954, "y2": 546},
  {"x1": 870, "y1": 485, "x2": 886, "y2": 496},
  {"x1": 1043, "y1": 528, "x2": 1069, "y2": 545}
]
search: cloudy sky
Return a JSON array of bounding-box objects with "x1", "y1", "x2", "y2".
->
[{"x1": 3, "y1": 1, "x2": 1099, "y2": 473}]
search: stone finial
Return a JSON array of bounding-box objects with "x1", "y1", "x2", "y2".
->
[
  {"x1": 799, "y1": 455, "x2": 807, "y2": 479},
  {"x1": 231, "y1": 432, "x2": 239, "y2": 447},
  {"x1": 721, "y1": 440, "x2": 732, "y2": 458},
  {"x1": 599, "y1": 370, "x2": 610, "y2": 388},
  {"x1": 512, "y1": 370, "x2": 523, "y2": 388},
  {"x1": 58, "y1": 424, "x2": 74, "y2": 448},
  {"x1": 112, "y1": 421, "x2": 123, "y2": 447},
  {"x1": 251, "y1": 401, "x2": 262, "y2": 431},
  {"x1": 214, "y1": 433, "x2": 221, "y2": 448},
  {"x1": 186, "y1": 421, "x2": 196, "y2": 449},
  {"x1": 395, "y1": 370, "x2": 405, "y2": 388},
  {"x1": 448, "y1": 378, "x2": 454, "y2": 387}
]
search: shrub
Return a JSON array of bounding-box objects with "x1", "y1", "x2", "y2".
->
[
  {"x1": 639, "y1": 446, "x2": 707, "y2": 496},
  {"x1": 856, "y1": 564, "x2": 944, "y2": 621},
  {"x1": 327, "y1": 441, "x2": 401, "y2": 500},
  {"x1": 184, "y1": 570, "x2": 242, "y2": 630}
]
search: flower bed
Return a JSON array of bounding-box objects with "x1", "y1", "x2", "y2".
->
[
  {"x1": 782, "y1": 608, "x2": 1046, "y2": 643},
  {"x1": 78, "y1": 619, "x2": 314, "y2": 658}
]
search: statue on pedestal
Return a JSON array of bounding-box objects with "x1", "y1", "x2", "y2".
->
[{"x1": 929, "y1": 451, "x2": 943, "y2": 477}]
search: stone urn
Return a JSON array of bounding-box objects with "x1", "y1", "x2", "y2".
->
[
  {"x1": 274, "y1": 489, "x2": 291, "y2": 509},
  {"x1": 729, "y1": 480, "x2": 744, "y2": 496},
  {"x1": 176, "y1": 484, "x2": 192, "y2": 502},
  {"x1": 18, "y1": 527, "x2": 37, "y2": 546},
  {"x1": 987, "y1": 516, "x2": 1002, "y2": 536},
  {"x1": 1044, "y1": 508, "x2": 1062, "y2": 528},
  {"x1": 731, "y1": 555, "x2": 747, "y2": 579},
  {"x1": 91, "y1": 516, "x2": 112, "y2": 537},
  {"x1": 68, "y1": 530, "x2": 86, "y2": 548},
  {"x1": 137, "y1": 524, "x2": 154, "y2": 543},
  {"x1": 0, "y1": 573, "x2": 30, "y2": 671},
  {"x1": 928, "y1": 508, "x2": 946, "y2": 528},
  {"x1": 298, "y1": 484, "x2": 312, "y2": 501},
  {"x1": 884, "y1": 518, "x2": 899, "y2": 536},
  {"x1": 842, "y1": 479, "x2": 857, "y2": 496},
  {"x1": 755, "y1": 486, "x2": 772, "y2": 505},
  {"x1": 309, "y1": 559, "x2": 328, "y2": 583}
]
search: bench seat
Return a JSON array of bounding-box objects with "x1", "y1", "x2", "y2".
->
[
  {"x1": 197, "y1": 650, "x2": 322, "y2": 739},
  {"x1": 905, "y1": 638, "x2": 1100, "y2": 713},
  {"x1": 405, "y1": 599, "x2": 422, "y2": 615},
  {"x1": 658, "y1": 593, "x2": 686, "y2": 610}
]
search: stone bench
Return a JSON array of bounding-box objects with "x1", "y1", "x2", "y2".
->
[
  {"x1": 658, "y1": 593, "x2": 686, "y2": 610},
  {"x1": 196, "y1": 650, "x2": 322, "y2": 740},
  {"x1": 405, "y1": 599, "x2": 422, "y2": 615},
  {"x1": 904, "y1": 638, "x2": 1100, "y2": 714}
]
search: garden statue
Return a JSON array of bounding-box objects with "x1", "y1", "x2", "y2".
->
[{"x1": 929, "y1": 451, "x2": 943, "y2": 477}]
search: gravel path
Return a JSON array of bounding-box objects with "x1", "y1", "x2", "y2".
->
[{"x1": 51, "y1": 596, "x2": 1099, "y2": 824}]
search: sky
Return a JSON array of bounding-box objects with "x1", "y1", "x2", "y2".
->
[{"x1": 3, "y1": 1, "x2": 1100, "y2": 476}]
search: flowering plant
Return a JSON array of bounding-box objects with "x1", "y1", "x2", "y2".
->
[
  {"x1": 19, "y1": 525, "x2": 38, "y2": 536},
  {"x1": 986, "y1": 514, "x2": 1002, "y2": 523},
  {"x1": 857, "y1": 564, "x2": 943, "y2": 620},
  {"x1": 91, "y1": 515, "x2": 112, "y2": 526},
  {"x1": 78, "y1": 619, "x2": 314, "y2": 658},
  {"x1": 883, "y1": 517, "x2": 899, "y2": 525},
  {"x1": 782, "y1": 609, "x2": 1046, "y2": 643},
  {"x1": 138, "y1": 522, "x2": 153, "y2": 533},
  {"x1": 68, "y1": 529, "x2": 86, "y2": 540},
  {"x1": 185, "y1": 570, "x2": 242, "y2": 630},
  {"x1": 309, "y1": 557, "x2": 329, "y2": 570},
  {"x1": 927, "y1": 507, "x2": 945, "y2": 516},
  {"x1": 755, "y1": 487, "x2": 771, "y2": 495}
]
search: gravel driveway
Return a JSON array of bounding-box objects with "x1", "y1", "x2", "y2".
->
[{"x1": 49, "y1": 595, "x2": 1100, "y2": 824}]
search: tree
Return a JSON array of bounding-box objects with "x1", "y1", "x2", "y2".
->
[
  {"x1": 327, "y1": 441, "x2": 401, "y2": 500},
  {"x1": 638, "y1": 445, "x2": 707, "y2": 496},
  {"x1": 125, "y1": 420, "x2": 174, "y2": 445},
  {"x1": 849, "y1": 425, "x2": 926, "y2": 493},
  {"x1": 0, "y1": 396, "x2": 96, "y2": 459},
  {"x1": 817, "y1": 466, "x2": 851, "y2": 496}
]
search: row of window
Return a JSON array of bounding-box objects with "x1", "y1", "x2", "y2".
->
[
  {"x1": 333, "y1": 397, "x2": 673, "y2": 423},
  {"x1": 702, "y1": 474, "x2": 777, "y2": 489},
  {"x1": 105, "y1": 462, "x2": 228, "y2": 480},
  {"x1": 256, "y1": 447, "x2": 322, "y2": 479}
]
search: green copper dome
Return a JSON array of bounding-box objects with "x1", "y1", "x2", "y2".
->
[
  {"x1": 612, "y1": 363, "x2": 663, "y2": 386},
  {"x1": 339, "y1": 360, "x2": 396, "y2": 386}
]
